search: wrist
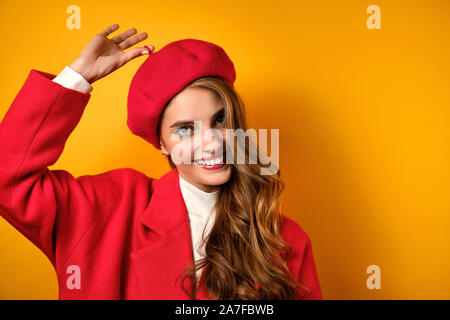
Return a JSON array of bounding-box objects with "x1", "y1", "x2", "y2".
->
[{"x1": 69, "y1": 58, "x2": 94, "y2": 84}]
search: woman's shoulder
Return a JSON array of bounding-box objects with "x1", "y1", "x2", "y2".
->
[
  {"x1": 73, "y1": 167, "x2": 155, "y2": 198},
  {"x1": 278, "y1": 214, "x2": 318, "y2": 274},
  {"x1": 279, "y1": 214, "x2": 312, "y2": 248}
]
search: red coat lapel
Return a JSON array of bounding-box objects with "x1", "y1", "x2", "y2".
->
[{"x1": 131, "y1": 168, "x2": 212, "y2": 299}]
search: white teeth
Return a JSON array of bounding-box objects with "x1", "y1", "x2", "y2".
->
[{"x1": 194, "y1": 157, "x2": 223, "y2": 166}]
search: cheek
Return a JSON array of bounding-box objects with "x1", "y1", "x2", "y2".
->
[
  {"x1": 221, "y1": 128, "x2": 228, "y2": 142},
  {"x1": 219, "y1": 128, "x2": 228, "y2": 150},
  {"x1": 165, "y1": 137, "x2": 195, "y2": 164}
]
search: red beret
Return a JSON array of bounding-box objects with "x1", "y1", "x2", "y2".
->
[{"x1": 127, "y1": 38, "x2": 236, "y2": 150}]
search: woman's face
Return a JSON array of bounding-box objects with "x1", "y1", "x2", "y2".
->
[{"x1": 159, "y1": 86, "x2": 232, "y2": 192}]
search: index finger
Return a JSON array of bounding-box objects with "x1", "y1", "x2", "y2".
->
[{"x1": 101, "y1": 24, "x2": 120, "y2": 36}]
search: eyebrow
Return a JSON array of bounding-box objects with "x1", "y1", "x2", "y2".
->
[{"x1": 169, "y1": 108, "x2": 225, "y2": 128}]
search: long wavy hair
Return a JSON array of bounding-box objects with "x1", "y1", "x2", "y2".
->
[{"x1": 157, "y1": 76, "x2": 306, "y2": 299}]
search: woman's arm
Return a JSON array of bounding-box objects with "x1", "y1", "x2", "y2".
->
[
  {"x1": 0, "y1": 23, "x2": 153, "y2": 268},
  {"x1": 52, "y1": 65, "x2": 93, "y2": 93}
]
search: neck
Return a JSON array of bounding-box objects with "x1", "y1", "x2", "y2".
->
[{"x1": 178, "y1": 173, "x2": 219, "y2": 193}]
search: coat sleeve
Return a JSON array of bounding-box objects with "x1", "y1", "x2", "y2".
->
[
  {"x1": 0, "y1": 69, "x2": 111, "y2": 270},
  {"x1": 296, "y1": 236, "x2": 323, "y2": 300}
]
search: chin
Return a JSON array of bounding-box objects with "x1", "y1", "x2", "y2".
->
[
  {"x1": 177, "y1": 164, "x2": 233, "y2": 190},
  {"x1": 196, "y1": 164, "x2": 232, "y2": 186},
  {"x1": 180, "y1": 164, "x2": 233, "y2": 187}
]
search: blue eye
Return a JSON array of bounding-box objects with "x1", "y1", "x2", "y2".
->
[
  {"x1": 215, "y1": 115, "x2": 225, "y2": 125},
  {"x1": 174, "y1": 127, "x2": 192, "y2": 136}
]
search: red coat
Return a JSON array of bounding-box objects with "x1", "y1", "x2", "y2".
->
[{"x1": 0, "y1": 69, "x2": 323, "y2": 300}]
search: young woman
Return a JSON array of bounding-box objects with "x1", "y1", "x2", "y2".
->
[{"x1": 0, "y1": 23, "x2": 322, "y2": 300}]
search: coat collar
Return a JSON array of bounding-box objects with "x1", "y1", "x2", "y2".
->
[
  {"x1": 133, "y1": 167, "x2": 213, "y2": 299},
  {"x1": 140, "y1": 167, "x2": 187, "y2": 235}
]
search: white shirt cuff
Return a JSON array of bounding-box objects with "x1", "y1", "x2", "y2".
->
[{"x1": 52, "y1": 66, "x2": 93, "y2": 93}]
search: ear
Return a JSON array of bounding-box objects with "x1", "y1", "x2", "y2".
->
[{"x1": 159, "y1": 139, "x2": 169, "y2": 155}]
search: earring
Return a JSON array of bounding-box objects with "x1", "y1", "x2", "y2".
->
[{"x1": 162, "y1": 153, "x2": 168, "y2": 158}]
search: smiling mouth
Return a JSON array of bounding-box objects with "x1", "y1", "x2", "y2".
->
[
  {"x1": 193, "y1": 154, "x2": 226, "y2": 168},
  {"x1": 194, "y1": 158, "x2": 223, "y2": 166}
]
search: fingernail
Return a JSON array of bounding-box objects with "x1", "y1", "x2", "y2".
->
[{"x1": 141, "y1": 50, "x2": 149, "y2": 55}]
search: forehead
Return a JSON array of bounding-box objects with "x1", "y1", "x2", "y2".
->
[{"x1": 161, "y1": 87, "x2": 223, "y2": 123}]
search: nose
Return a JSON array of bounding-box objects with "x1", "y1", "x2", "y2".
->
[{"x1": 197, "y1": 124, "x2": 224, "y2": 156}]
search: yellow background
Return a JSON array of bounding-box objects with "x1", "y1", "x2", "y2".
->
[{"x1": 0, "y1": 0, "x2": 449, "y2": 299}]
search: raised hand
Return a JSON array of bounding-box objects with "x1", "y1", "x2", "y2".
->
[{"x1": 69, "y1": 23, "x2": 154, "y2": 84}]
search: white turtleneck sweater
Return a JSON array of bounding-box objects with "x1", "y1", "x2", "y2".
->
[
  {"x1": 52, "y1": 66, "x2": 218, "y2": 284},
  {"x1": 178, "y1": 174, "x2": 217, "y2": 283}
]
